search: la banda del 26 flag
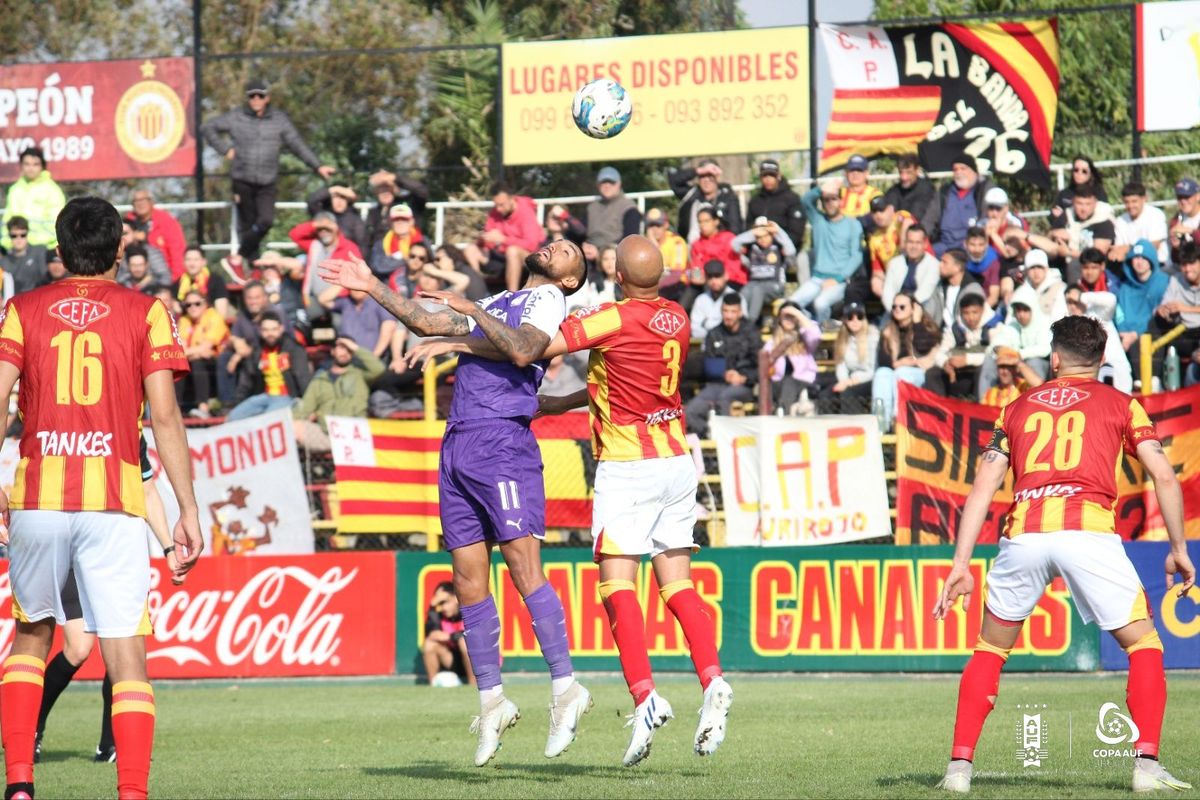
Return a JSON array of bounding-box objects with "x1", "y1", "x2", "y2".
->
[{"x1": 820, "y1": 21, "x2": 1060, "y2": 186}]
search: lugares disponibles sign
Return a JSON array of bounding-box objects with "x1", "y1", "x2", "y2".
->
[{"x1": 396, "y1": 545, "x2": 1097, "y2": 673}]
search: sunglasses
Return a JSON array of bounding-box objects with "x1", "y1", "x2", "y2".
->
[
  {"x1": 185, "y1": 301, "x2": 204, "y2": 308},
  {"x1": 9, "y1": 232, "x2": 27, "y2": 239},
  {"x1": 845, "y1": 312, "x2": 865, "y2": 321},
  {"x1": 892, "y1": 304, "x2": 910, "y2": 312},
  {"x1": 1073, "y1": 166, "x2": 1090, "y2": 173},
  {"x1": 247, "y1": 92, "x2": 267, "y2": 99},
  {"x1": 408, "y1": 255, "x2": 425, "y2": 262}
]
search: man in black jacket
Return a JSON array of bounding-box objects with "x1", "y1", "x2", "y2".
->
[
  {"x1": 670, "y1": 158, "x2": 744, "y2": 242},
  {"x1": 747, "y1": 159, "x2": 806, "y2": 251},
  {"x1": 883, "y1": 153, "x2": 939, "y2": 232},
  {"x1": 226, "y1": 311, "x2": 312, "y2": 422},
  {"x1": 685, "y1": 291, "x2": 760, "y2": 437},
  {"x1": 201, "y1": 78, "x2": 335, "y2": 267}
]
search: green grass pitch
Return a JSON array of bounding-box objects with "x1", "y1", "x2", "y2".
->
[{"x1": 25, "y1": 672, "x2": 1200, "y2": 799}]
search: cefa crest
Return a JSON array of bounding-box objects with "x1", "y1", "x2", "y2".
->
[
  {"x1": 648, "y1": 309, "x2": 685, "y2": 337},
  {"x1": 48, "y1": 297, "x2": 111, "y2": 331},
  {"x1": 1029, "y1": 381, "x2": 1090, "y2": 410}
]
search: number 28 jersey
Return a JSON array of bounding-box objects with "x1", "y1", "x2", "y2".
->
[
  {"x1": 986, "y1": 376, "x2": 1158, "y2": 537},
  {"x1": 560, "y1": 298, "x2": 690, "y2": 462},
  {"x1": 0, "y1": 278, "x2": 189, "y2": 517}
]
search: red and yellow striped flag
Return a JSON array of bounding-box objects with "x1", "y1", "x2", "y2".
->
[
  {"x1": 331, "y1": 419, "x2": 444, "y2": 535},
  {"x1": 819, "y1": 86, "x2": 942, "y2": 173}
]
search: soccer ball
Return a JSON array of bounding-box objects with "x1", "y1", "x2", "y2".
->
[
  {"x1": 572, "y1": 78, "x2": 633, "y2": 139},
  {"x1": 431, "y1": 670, "x2": 463, "y2": 688}
]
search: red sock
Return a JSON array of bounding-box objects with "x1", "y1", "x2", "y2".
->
[
  {"x1": 951, "y1": 647, "x2": 1007, "y2": 761},
  {"x1": 1127, "y1": 646, "x2": 1166, "y2": 759},
  {"x1": 1, "y1": 655, "x2": 45, "y2": 787},
  {"x1": 662, "y1": 581, "x2": 722, "y2": 690},
  {"x1": 111, "y1": 681, "x2": 156, "y2": 800},
  {"x1": 600, "y1": 580, "x2": 654, "y2": 705}
]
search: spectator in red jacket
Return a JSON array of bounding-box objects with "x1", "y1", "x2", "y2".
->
[
  {"x1": 126, "y1": 189, "x2": 186, "y2": 280},
  {"x1": 689, "y1": 205, "x2": 744, "y2": 286},
  {"x1": 291, "y1": 211, "x2": 363, "y2": 312},
  {"x1": 465, "y1": 182, "x2": 543, "y2": 292}
]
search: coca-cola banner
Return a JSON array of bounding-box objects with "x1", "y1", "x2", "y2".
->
[
  {"x1": 0, "y1": 554, "x2": 396, "y2": 678},
  {"x1": 145, "y1": 409, "x2": 315, "y2": 556},
  {"x1": 0, "y1": 57, "x2": 196, "y2": 182}
]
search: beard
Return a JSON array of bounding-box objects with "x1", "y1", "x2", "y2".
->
[
  {"x1": 525, "y1": 248, "x2": 553, "y2": 277},
  {"x1": 953, "y1": 174, "x2": 974, "y2": 190}
]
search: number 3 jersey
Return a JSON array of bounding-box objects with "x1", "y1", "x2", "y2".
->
[
  {"x1": 0, "y1": 278, "x2": 189, "y2": 516},
  {"x1": 560, "y1": 298, "x2": 690, "y2": 461},
  {"x1": 985, "y1": 376, "x2": 1159, "y2": 537}
]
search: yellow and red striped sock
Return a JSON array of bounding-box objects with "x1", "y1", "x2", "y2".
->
[
  {"x1": 111, "y1": 681, "x2": 156, "y2": 800},
  {"x1": 2, "y1": 654, "x2": 46, "y2": 788},
  {"x1": 599, "y1": 580, "x2": 655, "y2": 705}
]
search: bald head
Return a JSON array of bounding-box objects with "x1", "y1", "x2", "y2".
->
[{"x1": 616, "y1": 235, "x2": 663, "y2": 292}]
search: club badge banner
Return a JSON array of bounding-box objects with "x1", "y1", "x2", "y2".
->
[
  {"x1": 895, "y1": 383, "x2": 1200, "y2": 545},
  {"x1": 711, "y1": 415, "x2": 891, "y2": 547},
  {"x1": 0, "y1": 57, "x2": 195, "y2": 182},
  {"x1": 819, "y1": 21, "x2": 1060, "y2": 185},
  {"x1": 1136, "y1": 1, "x2": 1200, "y2": 133}
]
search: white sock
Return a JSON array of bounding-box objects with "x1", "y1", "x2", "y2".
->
[
  {"x1": 480, "y1": 685, "x2": 503, "y2": 710},
  {"x1": 551, "y1": 675, "x2": 574, "y2": 698}
]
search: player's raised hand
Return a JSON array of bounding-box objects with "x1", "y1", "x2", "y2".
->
[
  {"x1": 405, "y1": 339, "x2": 456, "y2": 369},
  {"x1": 173, "y1": 508, "x2": 204, "y2": 577},
  {"x1": 1166, "y1": 549, "x2": 1195, "y2": 598},
  {"x1": 318, "y1": 255, "x2": 374, "y2": 293},
  {"x1": 419, "y1": 289, "x2": 476, "y2": 316},
  {"x1": 933, "y1": 565, "x2": 974, "y2": 620}
]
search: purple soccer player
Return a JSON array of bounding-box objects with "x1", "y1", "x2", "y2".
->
[{"x1": 319, "y1": 242, "x2": 591, "y2": 766}]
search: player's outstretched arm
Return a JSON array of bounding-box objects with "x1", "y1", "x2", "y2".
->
[
  {"x1": 420, "y1": 289, "x2": 551, "y2": 368},
  {"x1": 145, "y1": 370, "x2": 204, "y2": 569},
  {"x1": 933, "y1": 449, "x2": 1009, "y2": 620},
  {"x1": 1136, "y1": 439, "x2": 1196, "y2": 597},
  {"x1": 318, "y1": 256, "x2": 471, "y2": 337},
  {"x1": 406, "y1": 330, "x2": 570, "y2": 369}
]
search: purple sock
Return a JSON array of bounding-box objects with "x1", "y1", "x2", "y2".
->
[
  {"x1": 461, "y1": 595, "x2": 502, "y2": 690},
  {"x1": 525, "y1": 582, "x2": 574, "y2": 680}
]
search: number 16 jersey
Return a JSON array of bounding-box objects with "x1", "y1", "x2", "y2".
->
[
  {"x1": 985, "y1": 376, "x2": 1159, "y2": 537},
  {"x1": 0, "y1": 278, "x2": 189, "y2": 517}
]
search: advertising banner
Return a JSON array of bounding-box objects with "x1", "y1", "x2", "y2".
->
[
  {"x1": 146, "y1": 409, "x2": 314, "y2": 555},
  {"x1": 1100, "y1": 542, "x2": 1200, "y2": 670},
  {"x1": 397, "y1": 545, "x2": 1096, "y2": 673},
  {"x1": 0, "y1": 57, "x2": 195, "y2": 182},
  {"x1": 1136, "y1": 1, "x2": 1200, "y2": 132},
  {"x1": 501, "y1": 27, "x2": 810, "y2": 165},
  {"x1": 711, "y1": 415, "x2": 891, "y2": 546},
  {"x1": 819, "y1": 21, "x2": 1060, "y2": 185},
  {"x1": 0, "y1": 553, "x2": 397, "y2": 678}
]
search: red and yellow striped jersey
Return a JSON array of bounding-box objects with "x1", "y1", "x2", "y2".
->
[
  {"x1": 0, "y1": 278, "x2": 189, "y2": 517},
  {"x1": 986, "y1": 376, "x2": 1158, "y2": 536},
  {"x1": 559, "y1": 298, "x2": 691, "y2": 462}
]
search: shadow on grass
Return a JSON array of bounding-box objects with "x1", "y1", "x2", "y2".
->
[
  {"x1": 36, "y1": 749, "x2": 86, "y2": 765},
  {"x1": 365, "y1": 760, "x2": 705, "y2": 783},
  {"x1": 876, "y1": 772, "x2": 1126, "y2": 792}
]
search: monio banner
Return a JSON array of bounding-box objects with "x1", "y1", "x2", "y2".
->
[
  {"x1": 819, "y1": 21, "x2": 1059, "y2": 185},
  {"x1": 396, "y1": 545, "x2": 1096, "y2": 673}
]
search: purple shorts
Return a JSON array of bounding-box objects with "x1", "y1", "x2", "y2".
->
[{"x1": 439, "y1": 418, "x2": 546, "y2": 551}]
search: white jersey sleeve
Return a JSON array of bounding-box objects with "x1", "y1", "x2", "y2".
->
[
  {"x1": 464, "y1": 291, "x2": 508, "y2": 333},
  {"x1": 519, "y1": 285, "x2": 567, "y2": 338}
]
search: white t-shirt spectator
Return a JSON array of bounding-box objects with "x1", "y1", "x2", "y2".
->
[{"x1": 1115, "y1": 205, "x2": 1169, "y2": 264}]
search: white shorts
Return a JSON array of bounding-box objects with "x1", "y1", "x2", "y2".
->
[
  {"x1": 591, "y1": 454, "x2": 698, "y2": 562},
  {"x1": 8, "y1": 510, "x2": 153, "y2": 637},
  {"x1": 985, "y1": 530, "x2": 1148, "y2": 631}
]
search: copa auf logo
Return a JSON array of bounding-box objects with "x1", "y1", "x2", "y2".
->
[
  {"x1": 1014, "y1": 703, "x2": 1049, "y2": 768},
  {"x1": 1094, "y1": 702, "x2": 1142, "y2": 758}
]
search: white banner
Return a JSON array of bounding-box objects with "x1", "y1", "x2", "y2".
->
[
  {"x1": 1138, "y1": 1, "x2": 1200, "y2": 132},
  {"x1": 711, "y1": 415, "x2": 891, "y2": 547}
]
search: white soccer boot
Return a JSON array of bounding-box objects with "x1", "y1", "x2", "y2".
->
[
  {"x1": 469, "y1": 694, "x2": 520, "y2": 767},
  {"x1": 936, "y1": 760, "x2": 973, "y2": 793},
  {"x1": 694, "y1": 676, "x2": 733, "y2": 755},
  {"x1": 1133, "y1": 758, "x2": 1192, "y2": 792},
  {"x1": 545, "y1": 681, "x2": 592, "y2": 758},
  {"x1": 622, "y1": 690, "x2": 674, "y2": 767}
]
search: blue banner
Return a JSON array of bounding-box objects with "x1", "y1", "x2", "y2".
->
[{"x1": 1100, "y1": 542, "x2": 1200, "y2": 670}]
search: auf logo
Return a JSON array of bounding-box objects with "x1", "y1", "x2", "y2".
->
[{"x1": 1095, "y1": 702, "x2": 1140, "y2": 745}]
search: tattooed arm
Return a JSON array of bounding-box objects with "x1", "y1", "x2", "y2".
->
[
  {"x1": 421, "y1": 289, "x2": 552, "y2": 368},
  {"x1": 317, "y1": 255, "x2": 472, "y2": 336}
]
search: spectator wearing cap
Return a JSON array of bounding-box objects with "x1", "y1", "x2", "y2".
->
[
  {"x1": 1076, "y1": 247, "x2": 1121, "y2": 295},
  {"x1": 979, "y1": 282, "x2": 1051, "y2": 401},
  {"x1": 685, "y1": 291, "x2": 760, "y2": 438},
  {"x1": 882, "y1": 153, "x2": 938, "y2": 232},
  {"x1": 365, "y1": 169, "x2": 430, "y2": 247},
  {"x1": 818, "y1": 302, "x2": 878, "y2": 414},
  {"x1": 466, "y1": 181, "x2": 543, "y2": 292},
  {"x1": 932, "y1": 153, "x2": 993, "y2": 256},
  {"x1": 840, "y1": 155, "x2": 882, "y2": 220},
  {"x1": 928, "y1": 247, "x2": 980, "y2": 332},
  {"x1": 1, "y1": 146, "x2": 65, "y2": 250},
  {"x1": 975, "y1": 187, "x2": 1029, "y2": 273},
  {"x1": 1110, "y1": 181, "x2": 1169, "y2": 265},
  {"x1": 125, "y1": 189, "x2": 187, "y2": 281},
  {"x1": 1030, "y1": 184, "x2": 1115, "y2": 274},
  {"x1": 928, "y1": 284, "x2": 999, "y2": 399},
  {"x1": 291, "y1": 211, "x2": 363, "y2": 312},
  {"x1": 307, "y1": 185, "x2": 368, "y2": 253},
  {"x1": 1169, "y1": 177, "x2": 1200, "y2": 265},
  {"x1": 200, "y1": 78, "x2": 336, "y2": 270},
  {"x1": 881, "y1": 224, "x2": 940, "y2": 320},
  {"x1": 0, "y1": 216, "x2": 48, "y2": 294},
  {"x1": 582, "y1": 167, "x2": 642, "y2": 262},
  {"x1": 368, "y1": 202, "x2": 425, "y2": 279},
  {"x1": 690, "y1": 205, "x2": 744, "y2": 286},
  {"x1": 981, "y1": 346, "x2": 1042, "y2": 407},
  {"x1": 1022, "y1": 249, "x2": 1067, "y2": 323},
  {"x1": 690, "y1": 260, "x2": 747, "y2": 339},
  {"x1": 1116, "y1": 239, "x2": 1170, "y2": 353},
  {"x1": 866, "y1": 195, "x2": 915, "y2": 301},
  {"x1": 669, "y1": 158, "x2": 744, "y2": 243},
  {"x1": 789, "y1": 177, "x2": 863, "y2": 322},
  {"x1": 45, "y1": 253, "x2": 67, "y2": 283},
  {"x1": 643, "y1": 208, "x2": 689, "y2": 295},
  {"x1": 759, "y1": 302, "x2": 821, "y2": 416},
  {"x1": 747, "y1": 159, "x2": 806, "y2": 254},
  {"x1": 963, "y1": 226, "x2": 1001, "y2": 309},
  {"x1": 1153, "y1": 244, "x2": 1200, "y2": 386},
  {"x1": 731, "y1": 216, "x2": 794, "y2": 325}
]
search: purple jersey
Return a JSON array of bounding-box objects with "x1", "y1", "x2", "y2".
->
[{"x1": 448, "y1": 285, "x2": 566, "y2": 422}]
